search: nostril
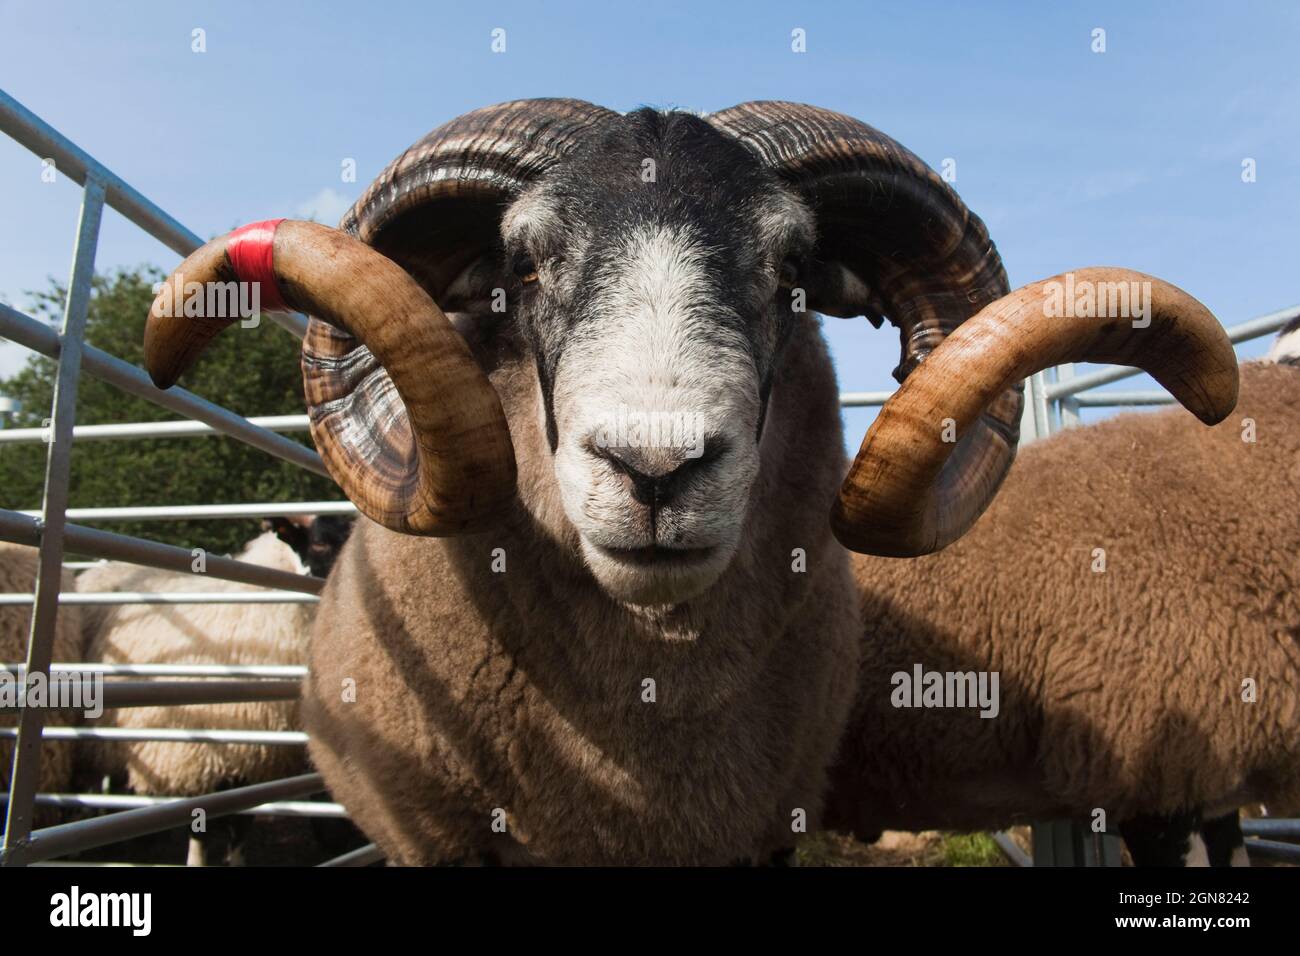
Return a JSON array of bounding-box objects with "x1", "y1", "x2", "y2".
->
[{"x1": 586, "y1": 437, "x2": 721, "y2": 508}]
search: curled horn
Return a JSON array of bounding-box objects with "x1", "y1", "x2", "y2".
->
[
  {"x1": 709, "y1": 102, "x2": 1235, "y2": 555},
  {"x1": 146, "y1": 99, "x2": 616, "y2": 536},
  {"x1": 144, "y1": 220, "x2": 516, "y2": 534},
  {"x1": 833, "y1": 269, "x2": 1238, "y2": 555},
  {"x1": 708, "y1": 101, "x2": 1019, "y2": 554}
]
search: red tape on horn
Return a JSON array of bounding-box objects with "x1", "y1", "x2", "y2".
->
[{"x1": 226, "y1": 219, "x2": 290, "y2": 313}]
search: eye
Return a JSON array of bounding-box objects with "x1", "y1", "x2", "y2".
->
[
  {"x1": 513, "y1": 255, "x2": 539, "y2": 285},
  {"x1": 777, "y1": 256, "x2": 800, "y2": 289}
]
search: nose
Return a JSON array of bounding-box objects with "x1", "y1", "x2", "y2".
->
[{"x1": 589, "y1": 440, "x2": 721, "y2": 508}]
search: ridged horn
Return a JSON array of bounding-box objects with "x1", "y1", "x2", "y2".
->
[
  {"x1": 707, "y1": 101, "x2": 1022, "y2": 553},
  {"x1": 340, "y1": 98, "x2": 618, "y2": 301},
  {"x1": 295, "y1": 99, "x2": 617, "y2": 534},
  {"x1": 144, "y1": 220, "x2": 516, "y2": 535},
  {"x1": 149, "y1": 100, "x2": 618, "y2": 537},
  {"x1": 832, "y1": 268, "x2": 1239, "y2": 556}
]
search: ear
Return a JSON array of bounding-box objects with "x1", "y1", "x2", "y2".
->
[
  {"x1": 265, "y1": 516, "x2": 311, "y2": 559},
  {"x1": 440, "y1": 252, "x2": 507, "y2": 314},
  {"x1": 804, "y1": 259, "x2": 887, "y2": 328}
]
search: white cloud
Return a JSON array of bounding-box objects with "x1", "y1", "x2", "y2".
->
[{"x1": 295, "y1": 187, "x2": 355, "y2": 226}]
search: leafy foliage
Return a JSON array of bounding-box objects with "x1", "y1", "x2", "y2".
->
[{"x1": 0, "y1": 267, "x2": 339, "y2": 555}]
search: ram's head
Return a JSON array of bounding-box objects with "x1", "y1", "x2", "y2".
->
[{"x1": 144, "y1": 100, "x2": 1238, "y2": 605}]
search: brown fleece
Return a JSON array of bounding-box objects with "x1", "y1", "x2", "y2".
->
[
  {"x1": 825, "y1": 362, "x2": 1300, "y2": 837},
  {"x1": 0, "y1": 544, "x2": 84, "y2": 804},
  {"x1": 303, "y1": 315, "x2": 861, "y2": 865}
]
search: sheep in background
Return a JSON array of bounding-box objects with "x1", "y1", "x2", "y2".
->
[
  {"x1": 262, "y1": 514, "x2": 356, "y2": 578},
  {"x1": 1, "y1": 543, "x2": 84, "y2": 818},
  {"x1": 824, "y1": 357, "x2": 1300, "y2": 866},
  {"x1": 1265, "y1": 314, "x2": 1300, "y2": 365},
  {"x1": 142, "y1": 100, "x2": 1236, "y2": 864},
  {"x1": 77, "y1": 516, "x2": 352, "y2": 865}
]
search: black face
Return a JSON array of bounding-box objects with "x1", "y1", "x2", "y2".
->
[
  {"x1": 465, "y1": 110, "x2": 819, "y2": 605},
  {"x1": 268, "y1": 515, "x2": 356, "y2": 578},
  {"x1": 492, "y1": 108, "x2": 815, "y2": 451}
]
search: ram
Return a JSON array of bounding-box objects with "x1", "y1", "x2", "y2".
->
[
  {"x1": 824, "y1": 348, "x2": 1300, "y2": 866},
  {"x1": 142, "y1": 100, "x2": 1235, "y2": 865},
  {"x1": 76, "y1": 517, "x2": 351, "y2": 864}
]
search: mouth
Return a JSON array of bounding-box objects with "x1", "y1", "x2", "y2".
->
[{"x1": 593, "y1": 543, "x2": 718, "y2": 568}]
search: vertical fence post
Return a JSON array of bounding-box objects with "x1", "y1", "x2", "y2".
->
[
  {"x1": 1019, "y1": 371, "x2": 1054, "y2": 445},
  {"x1": 1031, "y1": 371, "x2": 1052, "y2": 439},
  {"x1": 1032, "y1": 821, "x2": 1123, "y2": 866},
  {"x1": 1, "y1": 176, "x2": 105, "y2": 864},
  {"x1": 1019, "y1": 377, "x2": 1038, "y2": 445},
  {"x1": 1056, "y1": 363, "x2": 1081, "y2": 429}
]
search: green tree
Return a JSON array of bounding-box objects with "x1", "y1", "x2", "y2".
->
[{"x1": 0, "y1": 267, "x2": 340, "y2": 555}]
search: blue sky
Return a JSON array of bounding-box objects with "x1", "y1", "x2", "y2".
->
[{"x1": 1, "y1": 0, "x2": 1297, "y2": 441}]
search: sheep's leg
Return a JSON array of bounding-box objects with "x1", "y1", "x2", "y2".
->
[
  {"x1": 223, "y1": 815, "x2": 255, "y2": 866},
  {"x1": 1120, "y1": 811, "x2": 1208, "y2": 866},
  {"x1": 186, "y1": 834, "x2": 208, "y2": 867},
  {"x1": 1201, "y1": 811, "x2": 1249, "y2": 867}
]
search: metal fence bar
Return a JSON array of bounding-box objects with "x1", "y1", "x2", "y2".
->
[
  {"x1": 1241, "y1": 819, "x2": 1300, "y2": 839},
  {"x1": 839, "y1": 390, "x2": 895, "y2": 407},
  {"x1": 0, "y1": 304, "x2": 327, "y2": 476},
  {"x1": 1055, "y1": 365, "x2": 1081, "y2": 429},
  {"x1": 1030, "y1": 821, "x2": 1122, "y2": 866},
  {"x1": 0, "y1": 87, "x2": 308, "y2": 340},
  {"x1": 1030, "y1": 372, "x2": 1051, "y2": 442},
  {"x1": 0, "y1": 509, "x2": 323, "y2": 594},
  {"x1": 0, "y1": 727, "x2": 308, "y2": 745},
  {"x1": 7, "y1": 793, "x2": 347, "y2": 819},
  {"x1": 992, "y1": 831, "x2": 1031, "y2": 867},
  {"x1": 0, "y1": 591, "x2": 320, "y2": 606},
  {"x1": 1245, "y1": 838, "x2": 1300, "y2": 863},
  {"x1": 3, "y1": 663, "x2": 307, "y2": 678},
  {"x1": 318, "y1": 843, "x2": 385, "y2": 867},
  {"x1": 45, "y1": 679, "x2": 302, "y2": 709},
  {"x1": 0, "y1": 414, "x2": 312, "y2": 445},
  {"x1": 1, "y1": 772, "x2": 324, "y2": 865},
  {"x1": 0, "y1": 90, "x2": 197, "y2": 258},
  {"x1": 1071, "y1": 390, "x2": 1176, "y2": 407},
  {"x1": 31, "y1": 860, "x2": 181, "y2": 868},
  {"x1": 17, "y1": 501, "x2": 356, "y2": 522},
  {"x1": 3, "y1": 176, "x2": 105, "y2": 857}
]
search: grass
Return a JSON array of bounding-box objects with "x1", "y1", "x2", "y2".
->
[
  {"x1": 939, "y1": 832, "x2": 1008, "y2": 867},
  {"x1": 796, "y1": 829, "x2": 1012, "y2": 867}
]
